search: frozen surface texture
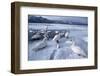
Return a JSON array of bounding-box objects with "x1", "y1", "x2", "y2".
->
[{"x1": 28, "y1": 23, "x2": 88, "y2": 60}]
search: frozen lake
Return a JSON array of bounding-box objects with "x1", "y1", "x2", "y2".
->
[{"x1": 28, "y1": 23, "x2": 88, "y2": 61}]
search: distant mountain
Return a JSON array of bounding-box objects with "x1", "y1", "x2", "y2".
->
[
  {"x1": 28, "y1": 16, "x2": 54, "y2": 23},
  {"x1": 28, "y1": 15, "x2": 88, "y2": 25}
]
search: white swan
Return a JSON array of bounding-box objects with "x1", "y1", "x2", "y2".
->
[
  {"x1": 52, "y1": 31, "x2": 61, "y2": 48},
  {"x1": 65, "y1": 31, "x2": 69, "y2": 39},
  {"x1": 31, "y1": 32, "x2": 41, "y2": 39},
  {"x1": 32, "y1": 37, "x2": 47, "y2": 51},
  {"x1": 70, "y1": 40, "x2": 86, "y2": 57},
  {"x1": 53, "y1": 31, "x2": 61, "y2": 41}
]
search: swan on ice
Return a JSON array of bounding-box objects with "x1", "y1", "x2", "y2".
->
[
  {"x1": 53, "y1": 31, "x2": 61, "y2": 49},
  {"x1": 32, "y1": 37, "x2": 47, "y2": 51},
  {"x1": 31, "y1": 32, "x2": 41, "y2": 40},
  {"x1": 70, "y1": 39, "x2": 86, "y2": 57},
  {"x1": 32, "y1": 26, "x2": 48, "y2": 51},
  {"x1": 65, "y1": 30, "x2": 70, "y2": 39}
]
